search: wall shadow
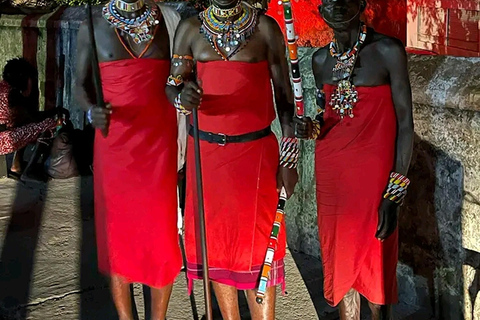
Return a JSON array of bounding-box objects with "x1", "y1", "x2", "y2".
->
[{"x1": 399, "y1": 134, "x2": 465, "y2": 319}]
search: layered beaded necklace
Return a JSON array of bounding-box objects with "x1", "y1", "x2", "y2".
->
[
  {"x1": 103, "y1": 0, "x2": 160, "y2": 44},
  {"x1": 200, "y1": 1, "x2": 258, "y2": 60},
  {"x1": 329, "y1": 22, "x2": 367, "y2": 119}
]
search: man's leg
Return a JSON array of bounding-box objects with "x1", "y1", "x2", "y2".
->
[
  {"x1": 338, "y1": 288, "x2": 361, "y2": 320},
  {"x1": 245, "y1": 286, "x2": 276, "y2": 320},
  {"x1": 212, "y1": 281, "x2": 241, "y2": 320},
  {"x1": 150, "y1": 283, "x2": 174, "y2": 320},
  {"x1": 368, "y1": 302, "x2": 394, "y2": 320},
  {"x1": 111, "y1": 275, "x2": 135, "y2": 320}
]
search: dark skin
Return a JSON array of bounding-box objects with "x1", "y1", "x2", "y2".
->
[
  {"x1": 165, "y1": 1, "x2": 298, "y2": 319},
  {"x1": 74, "y1": 3, "x2": 174, "y2": 320},
  {"x1": 295, "y1": 0, "x2": 413, "y2": 319}
]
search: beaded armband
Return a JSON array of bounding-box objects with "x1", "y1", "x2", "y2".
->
[
  {"x1": 383, "y1": 172, "x2": 411, "y2": 204},
  {"x1": 174, "y1": 93, "x2": 191, "y2": 115},
  {"x1": 279, "y1": 137, "x2": 299, "y2": 169}
]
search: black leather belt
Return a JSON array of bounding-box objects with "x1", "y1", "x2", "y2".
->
[{"x1": 188, "y1": 126, "x2": 271, "y2": 146}]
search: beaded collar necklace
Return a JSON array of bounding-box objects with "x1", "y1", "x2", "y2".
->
[
  {"x1": 200, "y1": 2, "x2": 258, "y2": 61},
  {"x1": 328, "y1": 22, "x2": 367, "y2": 119},
  {"x1": 103, "y1": 0, "x2": 160, "y2": 44}
]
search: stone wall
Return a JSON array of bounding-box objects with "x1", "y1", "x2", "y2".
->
[{"x1": 293, "y1": 48, "x2": 480, "y2": 319}]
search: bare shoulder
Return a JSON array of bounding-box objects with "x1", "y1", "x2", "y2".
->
[
  {"x1": 312, "y1": 46, "x2": 329, "y2": 66},
  {"x1": 371, "y1": 32, "x2": 406, "y2": 60},
  {"x1": 257, "y1": 14, "x2": 283, "y2": 38},
  {"x1": 176, "y1": 15, "x2": 201, "y2": 35}
]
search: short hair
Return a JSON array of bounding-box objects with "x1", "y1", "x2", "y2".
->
[{"x1": 2, "y1": 58, "x2": 37, "y2": 91}]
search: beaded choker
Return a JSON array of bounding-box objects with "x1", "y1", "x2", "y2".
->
[
  {"x1": 329, "y1": 22, "x2": 367, "y2": 81},
  {"x1": 211, "y1": 2, "x2": 242, "y2": 18},
  {"x1": 103, "y1": 0, "x2": 160, "y2": 44},
  {"x1": 328, "y1": 22, "x2": 367, "y2": 119},
  {"x1": 200, "y1": 2, "x2": 258, "y2": 60},
  {"x1": 115, "y1": 0, "x2": 145, "y2": 12}
]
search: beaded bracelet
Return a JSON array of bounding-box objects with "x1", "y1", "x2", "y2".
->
[
  {"x1": 174, "y1": 93, "x2": 191, "y2": 115},
  {"x1": 280, "y1": 137, "x2": 299, "y2": 169},
  {"x1": 310, "y1": 120, "x2": 321, "y2": 140},
  {"x1": 383, "y1": 172, "x2": 411, "y2": 204},
  {"x1": 167, "y1": 74, "x2": 184, "y2": 87}
]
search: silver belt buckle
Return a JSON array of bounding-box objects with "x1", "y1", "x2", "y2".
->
[{"x1": 218, "y1": 133, "x2": 227, "y2": 146}]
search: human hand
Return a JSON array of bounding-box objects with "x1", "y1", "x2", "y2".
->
[
  {"x1": 294, "y1": 116, "x2": 313, "y2": 139},
  {"x1": 89, "y1": 103, "x2": 112, "y2": 132},
  {"x1": 277, "y1": 166, "x2": 298, "y2": 199},
  {"x1": 375, "y1": 198, "x2": 399, "y2": 241},
  {"x1": 180, "y1": 81, "x2": 203, "y2": 111}
]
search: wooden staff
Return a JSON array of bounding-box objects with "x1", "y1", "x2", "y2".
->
[
  {"x1": 85, "y1": 2, "x2": 108, "y2": 137},
  {"x1": 192, "y1": 100, "x2": 213, "y2": 318}
]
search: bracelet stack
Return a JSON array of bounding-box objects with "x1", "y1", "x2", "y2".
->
[
  {"x1": 280, "y1": 137, "x2": 299, "y2": 169},
  {"x1": 383, "y1": 172, "x2": 410, "y2": 204},
  {"x1": 311, "y1": 120, "x2": 321, "y2": 140},
  {"x1": 174, "y1": 93, "x2": 191, "y2": 115}
]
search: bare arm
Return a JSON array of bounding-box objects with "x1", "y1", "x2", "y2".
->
[
  {"x1": 165, "y1": 18, "x2": 202, "y2": 111},
  {"x1": 384, "y1": 39, "x2": 414, "y2": 176},
  {"x1": 75, "y1": 22, "x2": 95, "y2": 112},
  {"x1": 264, "y1": 15, "x2": 295, "y2": 138}
]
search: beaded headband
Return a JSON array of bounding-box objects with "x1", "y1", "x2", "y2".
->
[{"x1": 114, "y1": 0, "x2": 145, "y2": 12}]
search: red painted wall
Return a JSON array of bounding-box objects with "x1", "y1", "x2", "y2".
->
[{"x1": 266, "y1": 0, "x2": 407, "y2": 47}]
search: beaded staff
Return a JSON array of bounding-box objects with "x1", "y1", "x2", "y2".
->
[
  {"x1": 255, "y1": 0, "x2": 303, "y2": 304},
  {"x1": 256, "y1": 188, "x2": 287, "y2": 304},
  {"x1": 282, "y1": 0, "x2": 304, "y2": 117}
]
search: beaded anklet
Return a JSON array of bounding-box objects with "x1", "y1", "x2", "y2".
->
[
  {"x1": 383, "y1": 172, "x2": 411, "y2": 204},
  {"x1": 280, "y1": 137, "x2": 299, "y2": 169}
]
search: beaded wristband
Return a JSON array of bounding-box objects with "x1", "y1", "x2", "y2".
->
[
  {"x1": 383, "y1": 172, "x2": 411, "y2": 204},
  {"x1": 310, "y1": 120, "x2": 321, "y2": 140},
  {"x1": 87, "y1": 108, "x2": 93, "y2": 124},
  {"x1": 167, "y1": 74, "x2": 184, "y2": 87},
  {"x1": 174, "y1": 93, "x2": 191, "y2": 115},
  {"x1": 280, "y1": 137, "x2": 299, "y2": 169}
]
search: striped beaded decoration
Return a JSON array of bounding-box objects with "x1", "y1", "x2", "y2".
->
[
  {"x1": 174, "y1": 93, "x2": 191, "y2": 115},
  {"x1": 279, "y1": 137, "x2": 299, "y2": 169},
  {"x1": 281, "y1": 0, "x2": 304, "y2": 117},
  {"x1": 383, "y1": 172, "x2": 411, "y2": 204},
  {"x1": 256, "y1": 188, "x2": 287, "y2": 304}
]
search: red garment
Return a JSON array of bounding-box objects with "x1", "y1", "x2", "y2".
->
[
  {"x1": 184, "y1": 61, "x2": 286, "y2": 288},
  {"x1": 94, "y1": 59, "x2": 181, "y2": 288},
  {"x1": 0, "y1": 81, "x2": 55, "y2": 155},
  {"x1": 315, "y1": 84, "x2": 398, "y2": 306}
]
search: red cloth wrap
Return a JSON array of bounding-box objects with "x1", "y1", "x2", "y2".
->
[
  {"x1": 94, "y1": 59, "x2": 181, "y2": 288},
  {"x1": 184, "y1": 61, "x2": 286, "y2": 277},
  {"x1": 315, "y1": 84, "x2": 398, "y2": 306}
]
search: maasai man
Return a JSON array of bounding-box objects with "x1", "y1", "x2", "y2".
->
[
  {"x1": 75, "y1": 1, "x2": 183, "y2": 319},
  {"x1": 295, "y1": 0, "x2": 414, "y2": 319},
  {"x1": 165, "y1": 0, "x2": 298, "y2": 318},
  {"x1": 0, "y1": 58, "x2": 58, "y2": 178}
]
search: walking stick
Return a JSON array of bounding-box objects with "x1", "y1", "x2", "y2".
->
[
  {"x1": 192, "y1": 107, "x2": 213, "y2": 319},
  {"x1": 256, "y1": 0, "x2": 304, "y2": 304},
  {"x1": 85, "y1": 2, "x2": 108, "y2": 138}
]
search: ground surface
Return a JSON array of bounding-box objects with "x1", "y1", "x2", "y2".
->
[{"x1": 0, "y1": 177, "x2": 429, "y2": 320}]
